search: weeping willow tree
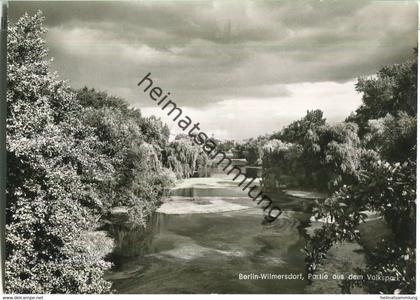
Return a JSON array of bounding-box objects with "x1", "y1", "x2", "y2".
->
[
  {"x1": 164, "y1": 137, "x2": 209, "y2": 179},
  {"x1": 262, "y1": 140, "x2": 304, "y2": 190}
]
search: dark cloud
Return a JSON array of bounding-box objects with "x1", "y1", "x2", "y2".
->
[{"x1": 9, "y1": 0, "x2": 417, "y2": 110}]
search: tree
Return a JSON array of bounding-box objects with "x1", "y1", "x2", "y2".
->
[
  {"x1": 306, "y1": 54, "x2": 417, "y2": 294},
  {"x1": 363, "y1": 112, "x2": 416, "y2": 163},
  {"x1": 347, "y1": 53, "x2": 417, "y2": 136},
  {"x1": 305, "y1": 160, "x2": 416, "y2": 293},
  {"x1": 6, "y1": 12, "x2": 174, "y2": 293},
  {"x1": 264, "y1": 110, "x2": 361, "y2": 191},
  {"x1": 273, "y1": 109, "x2": 326, "y2": 144},
  {"x1": 233, "y1": 137, "x2": 268, "y2": 166},
  {"x1": 6, "y1": 12, "x2": 113, "y2": 293},
  {"x1": 315, "y1": 122, "x2": 361, "y2": 190},
  {"x1": 163, "y1": 136, "x2": 209, "y2": 179},
  {"x1": 262, "y1": 140, "x2": 304, "y2": 189},
  {"x1": 76, "y1": 88, "x2": 174, "y2": 226}
]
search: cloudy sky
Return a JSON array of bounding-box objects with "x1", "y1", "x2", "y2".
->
[{"x1": 10, "y1": 0, "x2": 418, "y2": 140}]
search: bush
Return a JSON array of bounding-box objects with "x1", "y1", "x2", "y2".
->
[
  {"x1": 6, "y1": 12, "x2": 174, "y2": 293},
  {"x1": 6, "y1": 12, "x2": 113, "y2": 293}
]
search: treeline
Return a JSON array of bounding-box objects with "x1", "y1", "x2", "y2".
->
[
  {"x1": 264, "y1": 110, "x2": 362, "y2": 192},
  {"x1": 262, "y1": 53, "x2": 417, "y2": 293},
  {"x1": 5, "y1": 12, "x2": 202, "y2": 293},
  {"x1": 163, "y1": 133, "x2": 210, "y2": 179},
  {"x1": 225, "y1": 51, "x2": 416, "y2": 293},
  {"x1": 233, "y1": 137, "x2": 267, "y2": 166}
]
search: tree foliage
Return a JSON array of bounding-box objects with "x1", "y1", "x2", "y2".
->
[
  {"x1": 306, "y1": 53, "x2": 417, "y2": 294},
  {"x1": 347, "y1": 55, "x2": 417, "y2": 136},
  {"x1": 305, "y1": 160, "x2": 416, "y2": 293},
  {"x1": 262, "y1": 53, "x2": 416, "y2": 294},
  {"x1": 233, "y1": 136, "x2": 268, "y2": 166},
  {"x1": 6, "y1": 12, "x2": 174, "y2": 293},
  {"x1": 77, "y1": 87, "x2": 174, "y2": 225},
  {"x1": 264, "y1": 111, "x2": 361, "y2": 191},
  {"x1": 163, "y1": 136, "x2": 209, "y2": 179},
  {"x1": 6, "y1": 12, "x2": 113, "y2": 293}
]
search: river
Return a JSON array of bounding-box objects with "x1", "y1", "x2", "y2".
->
[{"x1": 105, "y1": 172, "x2": 375, "y2": 293}]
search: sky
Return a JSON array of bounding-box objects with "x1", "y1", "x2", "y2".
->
[{"x1": 9, "y1": 0, "x2": 418, "y2": 140}]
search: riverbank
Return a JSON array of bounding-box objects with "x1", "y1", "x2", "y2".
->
[
  {"x1": 105, "y1": 175, "x2": 311, "y2": 293},
  {"x1": 305, "y1": 211, "x2": 390, "y2": 293},
  {"x1": 104, "y1": 176, "x2": 391, "y2": 294}
]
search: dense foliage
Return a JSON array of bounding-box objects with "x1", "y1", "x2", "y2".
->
[
  {"x1": 304, "y1": 54, "x2": 417, "y2": 293},
  {"x1": 347, "y1": 56, "x2": 417, "y2": 136},
  {"x1": 262, "y1": 140, "x2": 304, "y2": 189},
  {"x1": 76, "y1": 87, "x2": 174, "y2": 225},
  {"x1": 261, "y1": 52, "x2": 416, "y2": 293},
  {"x1": 264, "y1": 110, "x2": 362, "y2": 191},
  {"x1": 163, "y1": 134, "x2": 210, "y2": 179},
  {"x1": 233, "y1": 136, "x2": 268, "y2": 166},
  {"x1": 6, "y1": 13, "x2": 173, "y2": 293}
]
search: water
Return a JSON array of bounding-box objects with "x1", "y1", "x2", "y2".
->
[{"x1": 105, "y1": 173, "x2": 317, "y2": 293}]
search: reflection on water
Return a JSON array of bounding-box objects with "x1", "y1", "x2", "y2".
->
[{"x1": 105, "y1": 176, "x2": 315, "y2": 293}]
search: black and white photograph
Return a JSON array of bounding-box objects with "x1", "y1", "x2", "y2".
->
[{"x1": 1, "y1": 0, "x2": 418, "y2": 296}]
